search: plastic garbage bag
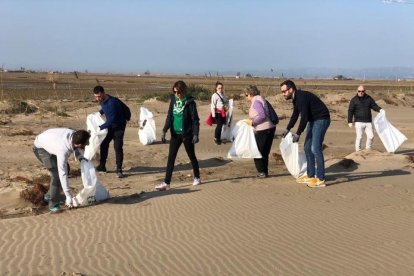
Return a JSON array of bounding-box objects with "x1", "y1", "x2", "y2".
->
[
  {"x1": 279, "y1": 132, "x2": 307, "y2": 178},
  {"x1": 374, "y1": 111, "x2": 407, "y2": 153},
  {"x1": 138, "y1": 107, "x2": 156, "y2": 145},
  {"x1": 221, "y1": 99, "x2": 234, "y2": 142},
  {"x1": 227, "y1": 120, "x2": 262, "y2": 159},
  {"x1": 83, "y1": 112, "x2": 108, "y2": 160},
  {"x1": 72, "y1": 160, "x2": 110, "y2": 207}
]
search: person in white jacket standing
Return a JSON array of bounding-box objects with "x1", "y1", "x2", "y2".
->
[{"x1": 33, "y1": 128, "x2": 90, "y2": 213}]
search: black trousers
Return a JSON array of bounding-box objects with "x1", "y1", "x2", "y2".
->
[
  {"x1": 99, "y1": 125, "x2": 125, "y2": 172},
  {"x1": 164, "y1": 134, "x2": 200, "y2": 184},
  {"x1": 214, "y1": 113, "x2": 225, "y2": 141},
  {"x1": 254, "y1": 127, "x2": 276, "y2": 175}
]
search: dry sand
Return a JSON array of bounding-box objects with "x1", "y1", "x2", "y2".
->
[{"x1": 1, "y1": 93, "x2": 414, "y2": 275}]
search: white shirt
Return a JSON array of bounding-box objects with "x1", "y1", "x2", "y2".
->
[
  {"x1": 34, "y1": 128, "x2": 75, "y2": 198},
  {"x1": 210, "y1": 91, "x2": 228, "y2": 115}
]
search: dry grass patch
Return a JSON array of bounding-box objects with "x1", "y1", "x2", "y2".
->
[
  {"x1": 20, "y1": 183, "x2": 48, "y2": 206},
  {"x1": 7, "y1": 128, "x2": 35, "y2": 136},
  {"x1": 272, "y1": 153, "x2": 285, "y2": 165}
]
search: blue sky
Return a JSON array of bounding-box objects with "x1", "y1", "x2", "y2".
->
[{"x1": 1, "y1": 0, "x2": 413, "y2": 74}]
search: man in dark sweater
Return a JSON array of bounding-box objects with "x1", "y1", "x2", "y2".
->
[
  {"x1": 280, "y1": 80, "x2": 330, "y2": 188},
  {"x1": 348, "y1": 85, "x2": 382, "y2": 152},
  {"x1": 93, "y1": 85, "x2": 130, "y2": 178}
]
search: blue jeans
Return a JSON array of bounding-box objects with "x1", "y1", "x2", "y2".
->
[
  {"x1": 33, "y1": 146, "x2": 61, "y2": 208},
  {"x1": 304, "y1": 119, "x2": 330, "y2": 180}
]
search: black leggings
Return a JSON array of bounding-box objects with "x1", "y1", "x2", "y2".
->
[
  {"x1": 254, "y1": 127, "x2": 276, "y2": 175},
  {"x1": 214, "y1": 113, "x2": 225, "y2": 140},
  {"x1": 164, "y1": 135, "x2": 200, "y2": 184}
]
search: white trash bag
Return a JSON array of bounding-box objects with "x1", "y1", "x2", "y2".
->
[
  {"x1": 72, "y1": 160, "x2": 110, "y2": 207},
  {"x1": 279, "y1": 132, "x2": 307, "y2": 178},
  {"x1": 227, "y1": 120, "x2": 262, "y2": 159},
  {"x1": 374, "y1": 111, "x2": 407, "y2": 153},
  {"x1": 221, "y1": 99, "x2": 234, "y2": 142},
  {"x1": 84, "y1": 112, "x2": 108, "y2": 160},
  {"x1": 138, "y1": 107, "x2": 157, "y2": 145}
]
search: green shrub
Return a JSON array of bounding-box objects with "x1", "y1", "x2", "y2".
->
[
  {"x1": 139, "y1": 92, "x2": 171, "y2": 103},
  {"x1": 137, "y1": 85, "x2": 210, "y2": 103},
  {"x1": 56, "y1": 110, "x2": 70, "y2": 117},
  {"x1": 188, "y1": 84, "x2": 210, "y2": 101}
]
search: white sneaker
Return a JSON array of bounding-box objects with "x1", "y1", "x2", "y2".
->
[
  {"x1": 155, "y1": 182, "x2": 170, "y2": 191},
  {"x1": 192, "y1": 177, "x2": 201, "y2": 186}
]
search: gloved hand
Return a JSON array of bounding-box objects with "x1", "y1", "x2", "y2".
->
[
  {"x1": 192, "y1": 135, "x2": 199, "y2": 144},
  {"x1": 161, "y1": 131, "x2": 167, "y2": 143},
  {"x1": 380, "y1": 109, "x2": 385, "y2": 115},
  {"x1": 244, "y1": 119, "x2": 253, "y2": 126},
  {"x1": 281, "y1": 129, "x2": 289, "y2": 138},
  {"x1": 348, "y1": 123, "x2": 353, "y2": 128},
  {"x1": 292, "y1": 133, "x2": 300, "y2": 143},
  {"x1": 139, "y1": 119, "x2": 147, "y2": 129},
  {"x1": 79, "y1": 156, "x2": 89, "y2": 163},
  {"x1": 65, "y1": 196, "x2": 74, "y2": 209}
]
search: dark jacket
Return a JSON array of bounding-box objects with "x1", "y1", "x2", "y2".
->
[
  {"x1": 348, "y1": 94, "x2": 381, "y2": 123},
  {"x1": 163, "y1": 95, "x2": 200, "y2": 139},
  {"x1": 286, "y1": 90, "x2": 330, "y2": 135},
  {"x1": 99, "y1": 95, "x2": 128, "y2": 129}
]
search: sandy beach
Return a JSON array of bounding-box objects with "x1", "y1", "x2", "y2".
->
[{"x1": 1, "y1": 89, "x2": 414, "y2": 275}]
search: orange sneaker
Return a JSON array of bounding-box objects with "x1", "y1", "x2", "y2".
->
[
  {"x1": 307, "y1": 178, "x2": 326, "y2": 188},
  {"x1": 296, "y1": 175, "x2": 313, "y2": 184}
]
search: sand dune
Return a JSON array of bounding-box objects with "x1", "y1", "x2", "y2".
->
[{"x1": 1, "y1": 96, "x2": 414, "y2": 275}]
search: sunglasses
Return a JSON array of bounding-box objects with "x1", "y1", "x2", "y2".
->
[{"x1": 357, "y1": 90, "x2": 365, "y2": 93}]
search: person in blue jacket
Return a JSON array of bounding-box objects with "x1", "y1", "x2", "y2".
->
[{"x1": 93, "y1": 85, "x2": 130, "y2": 178}]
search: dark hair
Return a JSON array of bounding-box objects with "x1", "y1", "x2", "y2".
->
[
  {"x1": 172, "y1": 80, "x2": 188, "y2": 96},
  {"x1": 244, "y1": 85, "x2": 261, "y2": 96},
  {"x1": 280, "y1": 80, "x2": 296, "y2": 91},
  {"x1": 93, "y1": 85, "x2": 105, "y2": 94},
  {"x1": 215, "y1": 81, "x2": 223, "y2": 88},
  {"x1": 72, "y1": 130, "x2": 91, "y2": 145}
]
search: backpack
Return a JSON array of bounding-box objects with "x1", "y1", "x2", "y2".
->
[
  {"x1": 117, "y1": 98, "x2": 131, "y2": 121},
  {"x1": 266, "y1": 100, "x2": 279, "y2": 125}
]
